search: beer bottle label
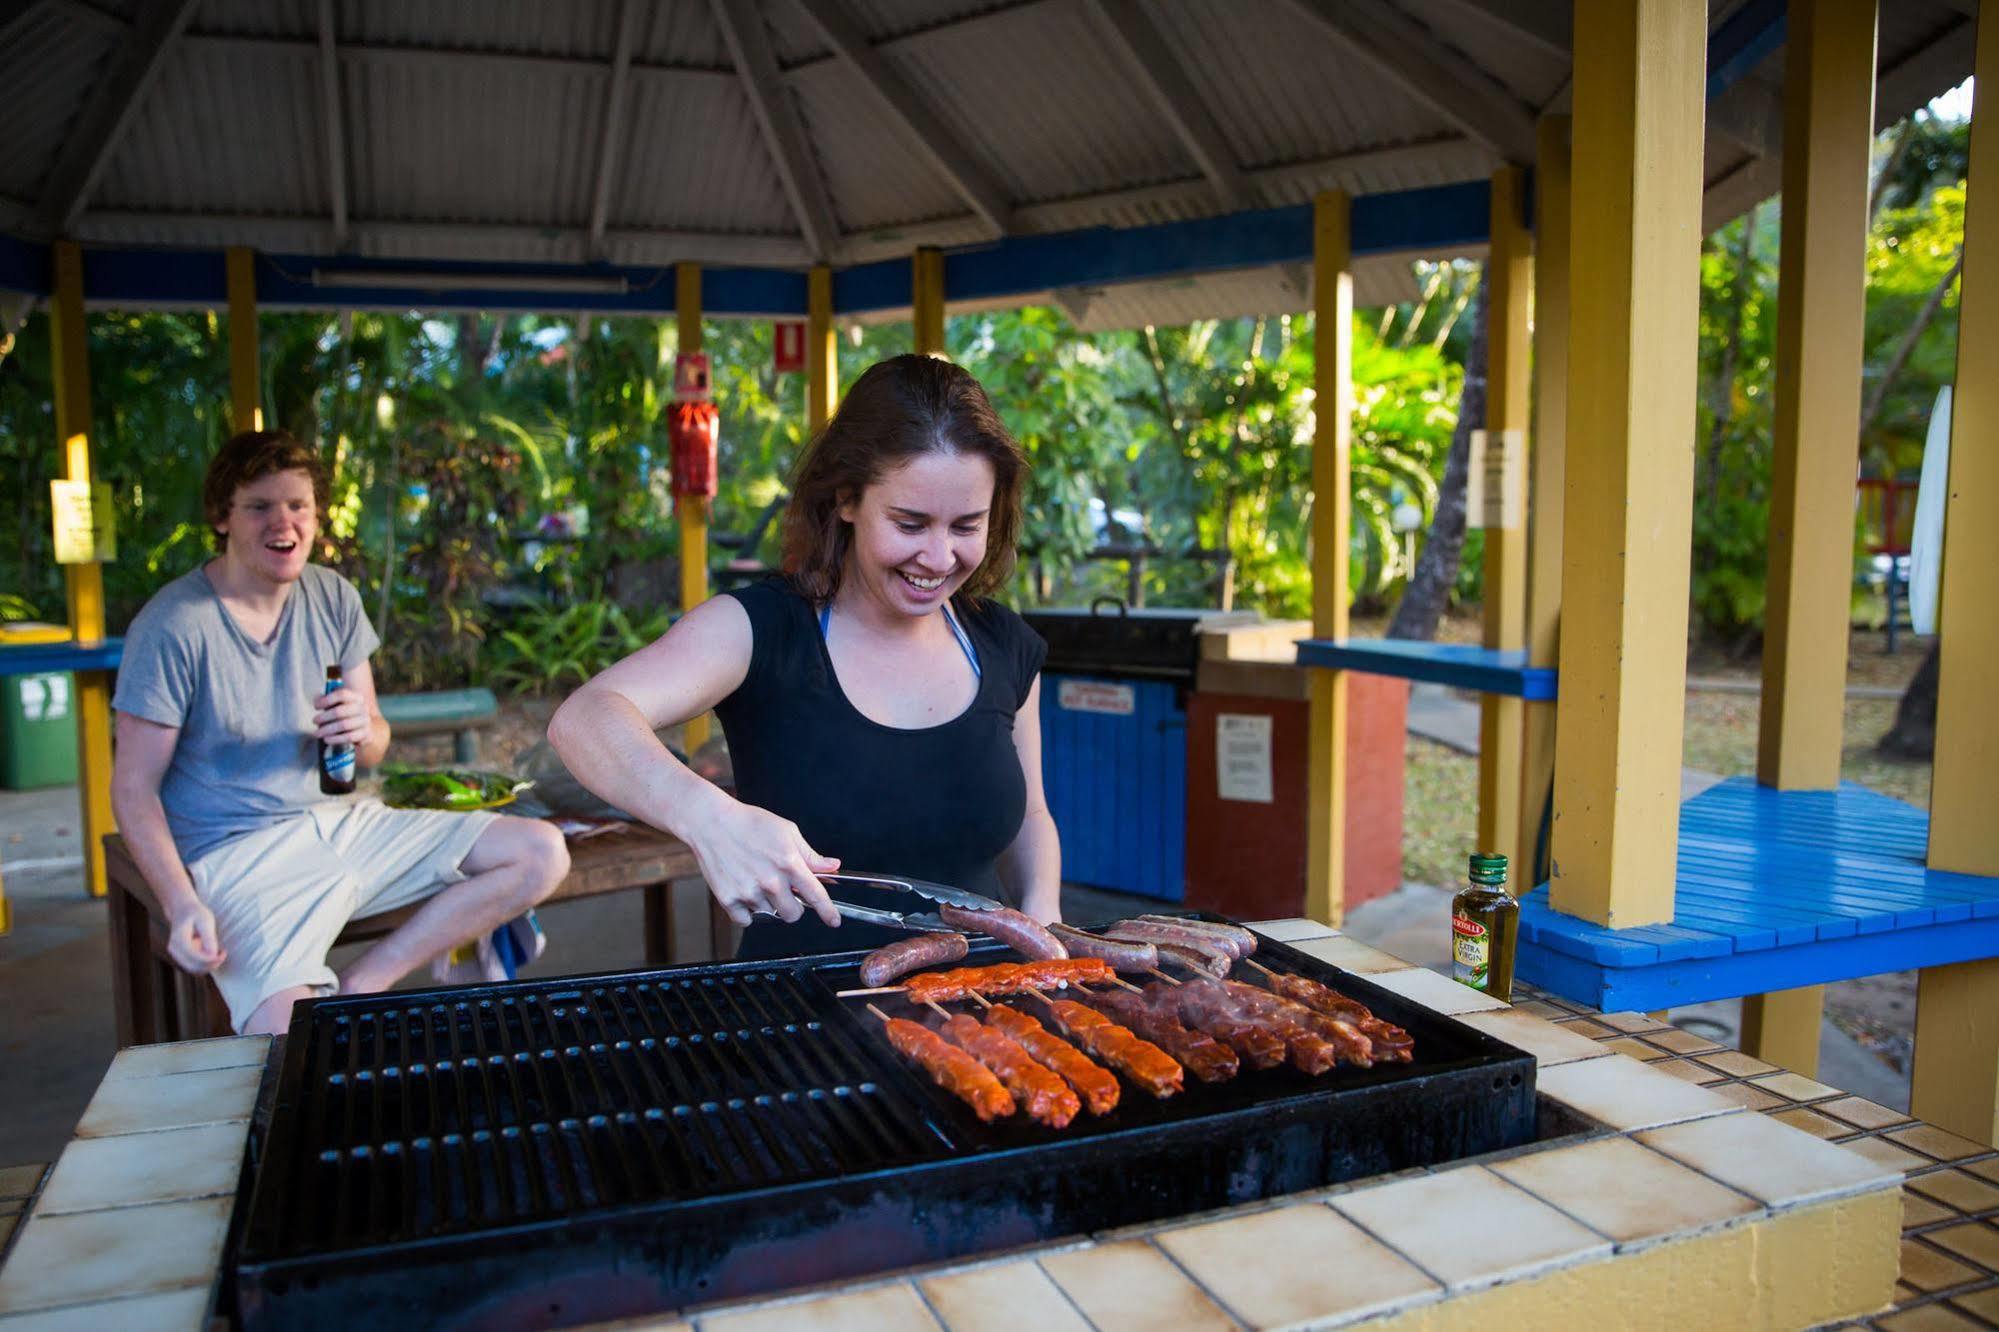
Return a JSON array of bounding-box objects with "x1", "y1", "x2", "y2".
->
[
  {"x1": 1451, "y1": 914, "x2": 1490, "y2": 990},
  {"x1": 322, "y1": 676, "x2": 355, "y2": 783}
]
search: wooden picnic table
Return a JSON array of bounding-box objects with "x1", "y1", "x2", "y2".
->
[{"x1": 103, "y1": 823, "x2": 706, "y2": 1047}]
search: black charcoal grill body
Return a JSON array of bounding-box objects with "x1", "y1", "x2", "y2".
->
[
  {"x1": 1022, "y1": 603, "x2": 1256, "y2": 683},
  {"x1": 234, "y1": 928, "x2": 1537, "y2": 1330}
]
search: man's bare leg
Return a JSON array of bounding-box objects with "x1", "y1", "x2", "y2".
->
[
  {"x1": 336, "y1": 817, "x2": 569, "y2": 996},
  {"x1": 243, "y1": 984, "x2": 319, "y2": 1036}
]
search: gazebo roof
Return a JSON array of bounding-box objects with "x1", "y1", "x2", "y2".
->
[{"x1": 0, "y1": 0, "x2": 1977, "y2": 322}]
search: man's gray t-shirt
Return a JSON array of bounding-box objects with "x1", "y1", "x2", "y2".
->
[{"x1": 113, "y1": 564, "x2": 381, "y2": 863}]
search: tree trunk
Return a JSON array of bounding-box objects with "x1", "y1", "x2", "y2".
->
[
  {"x1": 1877, "y1": 639, "x2": 1939, "y2": 759},
  {"x1": 1869, "y1": 117, "x2": 1917, "y2": 222},
  {"x1": 1704, "y1": 205, "x2": 1758, "y2": 501},
  {"x1": 1388, "y1": 272, "x2": 1489, "y2": 641},
  {"x1": 1859, "y1": 247, "x2": 1964, "y2": 442}
]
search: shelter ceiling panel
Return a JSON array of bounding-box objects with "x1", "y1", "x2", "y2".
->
[
  {"x1": 614, "y1": 70, "x2": 800, "y2": 234},
  {"x1": 191, "y1": 0, "x2": 314, "y2": 39},
  {"x1": 342, "y1": 55, "x2": 602, "y2": 228},
  {"x1": 765, "y1": 0, "x2": 1028, "y2": 68},
  {"x1": 1395, "y1": 0, "x2": 1570, "y2": 109},
  {"x1": 636, "y1": 0, "x2": 731, "y2": 70},
  {"x1": 887, "y1": 0, "x2": 1193, "y2": 205},
  {"x1": 0, "y1": 10, "x2": 120, "y2": 204},
  {"x1": 1055, "y1": 256, "x2": 1425, "y2": 332},
  {"x1": 1145, "y1": 1, "x2": 1463, "y2": 173},
  {"x1": 341, "y1": 0, "x2": 627, "y2": 62},
  {"x1": 90, "y1": 38, "x2": 327, "y2": 218},
  {"x1": 788, "y1": 57, "x2": 969, "y2": 232}
]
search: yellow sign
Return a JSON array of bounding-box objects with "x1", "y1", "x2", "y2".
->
[{"x1": 50, "y1": 480, "x2": 116, "y2": 564}]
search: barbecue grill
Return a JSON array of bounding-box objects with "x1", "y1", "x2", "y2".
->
[{"x1": 233, "y1": 926, "x2": 1544, "y2": 1330}]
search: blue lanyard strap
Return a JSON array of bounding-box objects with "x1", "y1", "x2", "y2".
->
[{"x1": 820, "y1": 601, "x2": 982, "y2": 678}]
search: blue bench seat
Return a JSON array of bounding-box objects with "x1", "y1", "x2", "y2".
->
[
  {"x1": 1517, "y1": 777, "x2": 1999, "y2": 1012},
  {"x1": 1294, "y1": 638, "x2": 1557, "y2": 700}
]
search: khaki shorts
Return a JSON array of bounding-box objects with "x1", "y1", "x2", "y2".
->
[{"x1": 187, "y1": 798, "x2": 499, "y2": 1031}]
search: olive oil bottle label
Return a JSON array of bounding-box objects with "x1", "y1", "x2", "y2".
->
[{"x1": 1452, "y1": 914, "x2": 1490, "y2": 989}]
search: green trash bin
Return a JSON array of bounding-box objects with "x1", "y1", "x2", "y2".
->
[{"x1": 1, "y1": 671, "x2": 79, "y2": 789}]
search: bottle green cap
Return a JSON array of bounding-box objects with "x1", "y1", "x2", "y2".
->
[{"x1": 1469, "y1": 852, "x2": 1508, "y2": 886}]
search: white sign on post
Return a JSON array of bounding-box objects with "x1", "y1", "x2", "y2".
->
[
  {"x1": 1464, "y1": 428, "x2": 1525, "y2": 531},
  {"x1": 1216, "y1": 713, "x2": 1274, "y2": 804},
  {"x1": 1057, "y1": 680, "x2": 1135, "y2": 715}
]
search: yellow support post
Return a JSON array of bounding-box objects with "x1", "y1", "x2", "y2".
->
[
  {"x1": 676, "y1": 263, "x2": 710, "y2": 754},
  {"x1": 807, "y1": 264, "x2": 837, "y2": 432},
  {"x1": 226, "y1": 246, "x2": 262, "y2": 432},
  {"x1": 1478, "y1": 166, "x2": 1532, "y2": 880},
  {"x1": 1742, "y1": 0, "x2": 1877, "y2": 1078},
  {"x1": 1549, "y1": 0, "x2": 1704, "y2": 928},
  {"x1": 51, "y1": 240, "x2": 115, "y2": 902},
  {"x1": 1520, "y1": 116, "x2": 1570, "y2": 886},
  {"x1": 1305, "y1": 190, "x2": 1353, "y2": 927},
  {"x1": 913, "y1": 247, "x2": 945, "y2": 357},
  {"x1": 1911, "y1": 8, "x2": 1999, "y2": 1143}
]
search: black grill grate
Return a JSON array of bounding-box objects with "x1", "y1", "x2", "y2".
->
[{"x1": 272, "y1": 969, "x2": 945, "y2": 1253}]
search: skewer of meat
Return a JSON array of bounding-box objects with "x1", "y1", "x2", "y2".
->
[
  {"x1": 900, "y1": 957, "x2": 1116, "y2": 1003},
  {"x1": 1030, "y1": 992, "x2": 1184, "y2": 1098},
  {"x1": 868, "y1": 1005, "x2": 1014, "y2": 1121},
  {"x1": 1154, "y1": 974, "x2": 1343, "y2": 1073},
  {"x1": 1075, "y1": 987, "x2": 1240, "y2": 1083},
  {"x1": 978, "y1": 999, "x2": 1121, "y2": 1116},
  {"x1": 1216, "y1": 979, "x2": 1375, "y2": 1067},
  {"x1": 1140, "y1": 979, "x2": 1286, "y2": 1070},
  {"x1": 1243, "y1": 961, "x2": 1415, "y2": 1062},
  {"x1": 931, "y1": 1010, "x2": 1081, "y2": 1128}
]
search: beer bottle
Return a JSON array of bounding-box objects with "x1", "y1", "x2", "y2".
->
[
  {"x1": 1451, "y1": 852, "x2": 1519, "y2": 1001},
  {"x1": 318, "y1": 664, "x2": 357, "y2": 795}
]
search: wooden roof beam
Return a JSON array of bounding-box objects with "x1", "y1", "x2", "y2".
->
[
  {"x1": 794, "y1": 0, "x2": 1015, "y2": 237},
  {"x1": 586, "y1": 0, "x2": 644, "y2": 259},
  {"x1": 1284, "y1": 0, "x2": 1539, "y2": 167},
  {"x1": 36, "y1": 0, "x2": 199, "y2": 234},
  {"x1": 708, "y1": 0, "x2": 839, "y2": 262},
  {"x1": 1083, "y1": 0, "x2": 1248, "y2": 211},
  {"x1": 1424, "y1": 0, "x2": 1570, "y2": 60},
  {"x1": 315, "y1": 0, "x2": 349, "y2": 250}
]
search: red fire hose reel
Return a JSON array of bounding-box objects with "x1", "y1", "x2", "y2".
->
[{"x1": 669, "y1": 353, "x2": 717, "y2": 501}]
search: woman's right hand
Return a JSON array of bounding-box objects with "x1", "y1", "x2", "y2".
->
[
  {"x1": 165, "y1": 898, "x2": 227, "y2": 976},
  {"x1": 685, "y1": 790, "x2": 843, "y2": 928}
]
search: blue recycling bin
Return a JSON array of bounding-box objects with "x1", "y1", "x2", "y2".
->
[{"x1": 1039, "y1": 673, "x2": 1186, "y2": 901}]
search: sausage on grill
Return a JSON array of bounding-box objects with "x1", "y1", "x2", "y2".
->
[
  {"x1": 1046, "y1": 924, "x2": 1159, "y2": 972},
  {"x1": 860, "y1": 932, "x2": 969, "y2": 988},
  {"x1": 936, "y1": 1014, "x2": 1080, "y2": 1128},
  {"x1": 938, "y1": 904, "x2": 1068, "y2": 961},
  {"x1": 985, "y1": 1004, "x2": 1121, "y2": 1116},
  {"x1": 879, "y1": 1015, "x2": 1014, "y2": 1121},
  {"x1": 903, "y1": 958, "x2": 1115, "y2": 1004},
  {"x1": 1042, "y1": 998, "x2": 1184, "y2": 1098},
  {"x1": 1131, "y1": 914, "x2": 1258, "y2": 959}
]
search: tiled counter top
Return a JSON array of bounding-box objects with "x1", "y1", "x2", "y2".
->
[{"x1": 1, "y1": 919, "x2": 1977, "y2": 1329}]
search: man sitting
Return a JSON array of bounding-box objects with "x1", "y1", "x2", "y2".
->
[{"x1": 110, "y1": 429, "x2": 569, "y2": 1035}]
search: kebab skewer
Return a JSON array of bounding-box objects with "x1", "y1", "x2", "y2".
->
[{"x1": 868, "y1": 1005, "x2": 1014, "y2": 1121}]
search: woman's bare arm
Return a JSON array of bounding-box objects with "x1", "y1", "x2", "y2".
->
[{"x1": 996, "y1": 675, "x2": 1062, "y2": 923}]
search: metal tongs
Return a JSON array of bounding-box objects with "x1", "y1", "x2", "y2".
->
[{"x1": 812, "y1": 871, "x2": 1004, "y2": 932}]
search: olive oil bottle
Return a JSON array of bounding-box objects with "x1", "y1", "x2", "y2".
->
[{"x1": 1451, "y1": 852, "x2": 1519, "y2": 1001}]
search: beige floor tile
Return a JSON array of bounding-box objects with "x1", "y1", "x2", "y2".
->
[
  {"x1": 1646, "y1": 1027, "x2": 1723, "y2": 1056},
  {"x1": 1947, "y1": 1282, "x2": 1999, "y2": 1321},
  {"x1": 699, "y1": 1281, "x2": 940, "y2": 1332},
  {"x1": 1849, "y1": 1136, "x2": 1939, "y2": 1174},
  {"x1": 1708, "y1": 1081, "x2": 1788, "y2": 1113},
  {"x1": 0, "y1": 1196, "x2": 232, "y2": 1315},
  {"x1": 1927, "y1": 1222, "x2": 1999, "y2": 1273},
  {"x1": 1599, "y1": 1036, "x2": 1668, "y2": 1062},
  {"x1": 1362, "y1": 967, "x2": 1506, "y2": 1015},
  {"x1": 1490, "y1": 1135, "x2": 1760, "y2": 1249},
  {"x1": 1554, "y1": 1018, "x2": 1616, "y2": 1040},
  {"x1": 1907, "y1": 1190, "x2": 1960, "y2": 1229},
  {"x1": 1513, "y1": 1000, "x2": 1568, "y2": 1020},
  {"x1": 36, "y1": 1122, "x2": 249, "y2": 1217},
  {"x1": 1910, "y1": 1171, "x2": 1999, "y2": 1217},
  {"x1": 0, "y1": 1168, "x2": 43, "y2": 1201},
  {"x1": 1878, "y1": 1303, "x2": 1987, "y2": 1331},
  {"x1": 73, "y1": 1064, "x2": 261, "y2": 1139},
  {"x1": 1902, "y1": 1238, "x2": 1982, "y2": 1292},
  {"x1": 917, "y1": 1261, "x2": 1088, "y2": 1332},
  {"x1": 1651, "y1": 1058, "x2": 1726, "y2": 1085},
  {"x1": 1819, "y1": 1096, "x2": 1914, "y2": 1132},
  {"x1": 0, "y1": 1286, "x2": 212, "y2": 1331},
  {"x1": 1455, "y1": 1009, "x2": 1614, "y2": 1067},
  {"x1": 1769, "y1": 1108, "x2": 1852, "y2": 1141},
  {"x1": 1747, "y1": 1071, "x2": 1841, "y2": 1102},
  {"x1": 1536, "y1": 1054, "x2": 1737, "y2": 1132},
  {"x1": 1249, "y1": 918, "x2": 1341, "y2": 943},
  {"x1": 102, "y1": 1037, "x2": 269, "y2": 1083},
  {"x1": 0, "y1": 1200, "x2": 20, "y2": 1221},
  {"x1": 1330, "y1": 1166, "x2": 1610, "y2": 1293},
  {"x1": 1595, "y1": 1011, "x2": 1671, "y2": 1034},
  {"x1": 1038, "y1": 1240, "x2": 1235, "y2": 1330},
  {"x1": 1637, "y1": 1112, "x2": 1903, "y2": 1210},
  {"x1": 1287, "y1": 934, "x2": 1413, "y2": 976},
  {"x1": 1966, "y1": 1159, "x2": 1999, "y2": 1188},
  {"x1": 1697, "y1": 1050, "x2": 1779, "y2": 1078},
  {"x1": 1156, "y1": 1202, "x2": 1438, "y2": 1327},
  {"x1": 1887, "y1": 1126, "x2": 1992, "y2": 1164}
]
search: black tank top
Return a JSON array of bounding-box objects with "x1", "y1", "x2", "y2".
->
[{"x1": 716, "y1": 577, "x2": 1048, "y2": 961}]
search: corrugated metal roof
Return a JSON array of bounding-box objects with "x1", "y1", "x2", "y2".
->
[
  {"x1": 790, "y1": 55, "x2": 967, "y2": 232},
  {"x1": 343, "y1": 0, "x2": 624, "y2": 60},
  {"x1": 0, "y1": 10, "x2": 122, "y2": 205},
  {"x1": 616, "y1": 70, "x2": 798, "y2": 234}
]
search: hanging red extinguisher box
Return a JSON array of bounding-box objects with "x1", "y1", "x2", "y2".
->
[{"x1": 669, "y1": 352, "x2": 718, "y2": 501}]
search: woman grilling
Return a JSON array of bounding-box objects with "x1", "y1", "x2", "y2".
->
[{"x1": 549, "y1": 354, "x2": 1060, "y2": 960}]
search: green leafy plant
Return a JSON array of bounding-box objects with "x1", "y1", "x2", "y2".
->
[{"x1": 482, "y1": 599, "x2": 672, "y2": 695}]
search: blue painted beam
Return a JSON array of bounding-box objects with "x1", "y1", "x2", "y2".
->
[
  {"x1": 1293, "y1": 638, "x2": 1558, "y2": 700},
  {"x1": 0, "y1": 639, "x2": 123, "y2": 676}
]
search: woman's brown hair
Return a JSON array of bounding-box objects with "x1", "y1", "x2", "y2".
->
[
  {"x1": 781, "y1": 354, "x2": 1027, "y2": 605},
  {"x1": 203, "y1": 429, "x2": 331, "y2": 551}
]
